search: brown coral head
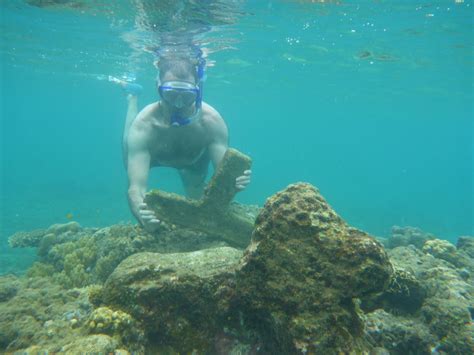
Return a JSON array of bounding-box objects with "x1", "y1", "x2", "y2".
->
[{"x1": 253, "y1": 182, "x2": 344, "y2": 241}]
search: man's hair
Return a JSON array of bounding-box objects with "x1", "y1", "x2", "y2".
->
[{"x1": 158, "y1": 57, "x2": 198, "y2": 83}]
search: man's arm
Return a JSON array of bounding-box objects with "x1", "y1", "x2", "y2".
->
[
  {"x1": 127, "y1": 119, "x2": 160, "y2": 230},
  {"x1": 122, "y1": 95, "x2": 138, "y2": 168},
  {"x1": 208, "y1": 119, "x2": 229, "y2": 170},
  {"x1": 207, "y1": 112, "x2": 251, "y2": 191}
]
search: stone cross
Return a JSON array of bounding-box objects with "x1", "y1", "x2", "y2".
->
[{"x1": 145, "y1": 148, "x2": 253, "y2": 247}]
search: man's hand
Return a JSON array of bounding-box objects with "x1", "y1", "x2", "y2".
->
[
  {"x1": 235, "y1": 170, "x2": 252, "y2": 191},
  {"x1": 138, "y1": 203, "x2": 161, "y2": 232}
]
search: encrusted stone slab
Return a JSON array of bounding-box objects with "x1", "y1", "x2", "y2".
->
[
  {"x1": 145, "y1": 148, "x2": 253, "y2": 247},
  {"x1": 201, "y1": 148, "x2": 252, "y2": 209}
]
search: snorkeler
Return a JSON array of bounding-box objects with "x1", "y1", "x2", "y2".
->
[{"x1": 114, "y1": 51, "x2": 251, "y2": 232}]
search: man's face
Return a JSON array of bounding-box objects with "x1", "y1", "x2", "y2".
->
[{"x1": 158, "y1": 72, "x2": 199, "y2": 109}]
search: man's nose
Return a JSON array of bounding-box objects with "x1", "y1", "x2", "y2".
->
[{"x1": 175, "y1": 94, "x2": 185, "y2": 108}]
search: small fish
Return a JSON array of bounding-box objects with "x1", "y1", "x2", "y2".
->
[{"x1": 66, "y1": 213, "x2": 74, "y2": 220}]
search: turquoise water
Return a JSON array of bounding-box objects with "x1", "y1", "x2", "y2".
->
[{"x1": 1, "y1": 0, "x2": 472, "y2": 273}]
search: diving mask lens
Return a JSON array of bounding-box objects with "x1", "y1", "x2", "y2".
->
[{"x1": 158, "y1": 81, "x2": 199, "y2": 109}]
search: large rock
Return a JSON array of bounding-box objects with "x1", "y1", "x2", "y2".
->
[
  {"x1": 234, "y1": 183, "x2": 393, "y2": 353},
  {"x1": 101, "y1": 247, "x2": 243, "y2": 352}
]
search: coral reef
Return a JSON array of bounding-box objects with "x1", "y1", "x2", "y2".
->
[
  {"x1": 457, "y1": 236, "x2": 474, "y2": 258},
  {"x1": 0, "y1": 275, "x2": 20, "y2": 302},
  {"x1": 9, "y1": 228, "x2": 47, "y2": 248},
  {"x1": 363, "y1": 267, "x2": 426, "y2": 315},
  {"x1": 0, "y1": 274, "x2": 142, "y2": 353},
  {"x1": 145, "y1": 148, "x2": 254, "y2": 247},
  {"x1": 422, "y1": 238, "x2": 474, "y2": 274},
  {"x1": 22, "y1": 225, "x2": 134, "y2": 289},
  {"x1": 422, "y1": 239, "x2": 458, "y2": 265},
  {"x1": 2, "y1": 182, "x2": 473, "y2": 354},
  {"x1": 365, "y1": 309, "x2": 436, "y2": 354},
  {"x1": 9, "y1": 218, "x2": 258, "y2": 289},
  {"x1": 368, "y1": 245, "x2": 474, "y2": 353},
  {"x1": 9, "y1": 221, "x2": 83, "y2": 248},
  {"x1": 87, "y1": 306, "x2": 144, "y2": 346},
  {"x1": 0, "y1": 276, "x2": 91, "y2": 352},
  {"x1": 385, "y1": 225, "x2": 435, "y2": 249}
]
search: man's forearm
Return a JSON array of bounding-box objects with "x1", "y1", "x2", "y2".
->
[{"x1": 128, "y1": 187, "x2": 144, "y2": 224}]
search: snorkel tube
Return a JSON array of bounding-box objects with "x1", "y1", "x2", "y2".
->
[{"x1": 195, "y1": 53, "x2": 206, "y2": 111}]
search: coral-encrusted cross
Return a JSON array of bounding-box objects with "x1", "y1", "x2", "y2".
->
[{"x1": 145, "y1": 148, "x2": 253, "y2": 247}]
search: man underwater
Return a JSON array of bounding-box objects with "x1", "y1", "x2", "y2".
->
[{"x1": 115, "y1": 52, "x2": 251, "y2": 232}]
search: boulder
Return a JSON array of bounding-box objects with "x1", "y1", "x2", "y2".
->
[
  {"x1": 102, "y1": 247, "x2": 243, "y2": 352},
  {"x1": 234, "y1": 183, "x2": 393, "y2": 353}
]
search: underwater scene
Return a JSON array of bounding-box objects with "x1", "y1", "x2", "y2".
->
[{"x1": 0, "y1": 0, "x2": 472, "y2": 353}]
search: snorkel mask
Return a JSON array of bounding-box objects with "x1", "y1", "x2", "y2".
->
[
  {"x1": 156, "y1": 48, "x2": 206, "y2": 126},
  {"x1": 158, "y1": 81, "x2": 199, "y2": 110}
]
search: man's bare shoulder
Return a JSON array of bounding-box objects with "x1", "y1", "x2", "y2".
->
[
  {"x1": 201, "y1": 102, "x2": 228, "y2": 141},
  {"x1": 131, "y1": 102, "x2": 159, "y2": 133},
  {"x1": 201, "y1": 102, "x2": 226, "y2": 126}
]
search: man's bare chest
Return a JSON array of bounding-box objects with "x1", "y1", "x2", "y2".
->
[{"x1": 149, "y1": 128, "x2": 209, "y2": 168}]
